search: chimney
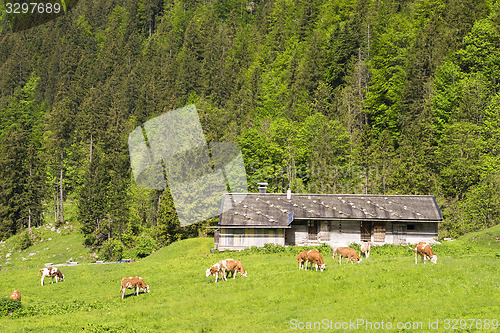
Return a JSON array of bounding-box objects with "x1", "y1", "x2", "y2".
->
[
  {"x1": 257, "y1": 182, "x2": 268, "y2": 193},
  {"x1": 287, "y1": 188, "x2": 292, "y2": 200}
]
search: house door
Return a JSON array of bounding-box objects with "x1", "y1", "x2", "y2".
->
[
  {"x1": 308, "y1": 221, "x2": 319, "y2": 240},
  {"x1": 360, "y1": 222, "x2": 372, "y2": 242},
  {"x1": 393, "y1": 224, "x2": 407, "y2": 245}
]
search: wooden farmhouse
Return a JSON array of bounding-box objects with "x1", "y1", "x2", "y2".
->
[{"x1": 214, "y1": 191, "x2": 442, "y2": 251}]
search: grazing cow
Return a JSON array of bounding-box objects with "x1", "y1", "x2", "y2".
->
[
  {"x1": 206, "y1": 262, "x2": 226, "y2": 282},
  {"x1": 360, "y1": 241, "x2": 371, "y2": 259},
  {"x1": 335, "y1": 247, "x2": 362, "y2": 264},
  {"x1": 9, "y1": 290, "x2": 21, "y2": 301},
  {"x1": 120, "y1": 276, "x2": 150, "y2": 299},
  {"x1": 306, "y1": 249, "x2": 326, "y2": 272},
  {"x1": 414, "y1": 242, "x2": 437, "y2": 264},
  {"x1": 39, "y1": 267, "x2": 65, "y2": 286},
  {"x1": 222, "y1": 259, "x2": 247, "y2": 278},
  {"x1": 297, "y1": 250, "x2": 309, "y2": 270},
  {"x1": 223, "y1": 259, "x2": 247, "y2": 279}
]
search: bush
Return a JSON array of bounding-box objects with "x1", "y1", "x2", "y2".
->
[
  {"x1": 0, "y1": 298, "x2": 22, "y2": 316},
  {"x1": 18, "y1": 230, "x2": 35, "y2": 250},
  {"x1": 100, "y1": 238, "x2": 123, "y2": 261},
  {"x1": 135, "y1": 236, "x2": 157, "y2": 258}
]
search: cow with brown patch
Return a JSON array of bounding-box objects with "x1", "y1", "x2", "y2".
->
[
  {"x1": 335, "y1": 247, "x2": 362, "y2": 264},
  {"x1": 120, "y1": 276, "x2": 150, "y2": 299},
  {"x1": 223, "y1": 259, "x2": 247, "y2": 279},
  {"x1": 296, "y1": 250, "x2": 309, "y2": 270},
  {"x1": 414, "y1": 241, "x2": 437, "y2": 264},
  {"x1": 9, "y1": 290, "x2": 21, "y2": 301},
  {"x1": 206, "y1": 262, "x2": 226, "y2": 282},
  {"x1": 39, "y1": 267, "x2": 65, "y2": 286},
  {"x1": 306, "y1": 249, "x2": 326, "y2": 271}
]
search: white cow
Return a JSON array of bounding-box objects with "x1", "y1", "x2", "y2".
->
[
  {"x1": 39, "y1": 267, "x2": 65, "y2": 286},
  {"x1": 360, "y1": 241, "x2": 371, "y2": 259}
]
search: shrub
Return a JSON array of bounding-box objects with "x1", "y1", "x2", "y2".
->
[
  {"x1": 18, "y1": 230, "x2": 36, "y2": 250},
  {"x1": 100, "y1": 238, "x2": 123, "y2": 261},
  {"x1": 0, "y1": 298, "x2": 22, "y2": 316},
  {"x1": 135, "y1": 236, "x2": 157, "y2": 258}
]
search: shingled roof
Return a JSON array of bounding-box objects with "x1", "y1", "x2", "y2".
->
[{"x1": 219, "y1": 194, "x2": 442, "y2": 228}]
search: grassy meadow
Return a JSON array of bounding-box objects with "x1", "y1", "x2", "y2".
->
[{"x1": 0, "y1": 226, "x2": 499, "y2": 332}]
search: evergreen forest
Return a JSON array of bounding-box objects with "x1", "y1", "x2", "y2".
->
[{"x1": 1, "y1": 0, "x2": 499, "y2": 251}]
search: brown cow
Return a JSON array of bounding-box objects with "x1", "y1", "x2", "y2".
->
[
  {"x1": 414, "y1": 242, "x2": 437, "y2": 264},
  {"x1": 9, "y1": 290, "x2": 21, "y2": 301},
  {"x1": 206, "y1": 262, "x2": 226, "y2": 282},
  {"x1": 306, "y1": 249, "x2": 326, "y2": 271},
  {"x1": 335, "y1": 247, "x2": 362, "y2": 264},
  {"x1": 39, "y1": 267, "x2": 65, "y2": 286},
  {"x1": 120, "y1": 276, "x2": 150, "y2": 299},
  {"x1": 297, "y1": 250, "x2": 309, "y2": 270},
  {"x1": 223, "y1": 259, "x2": 247, "y2": 278}
]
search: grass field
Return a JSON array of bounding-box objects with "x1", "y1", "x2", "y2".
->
[{"x1": 0, "y1": 226, "x2": 499, "y2": 332}]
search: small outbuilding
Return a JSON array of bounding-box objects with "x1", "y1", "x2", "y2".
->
[{"x1": 214, "y1": 191, "x2": 442, "y2": 251}]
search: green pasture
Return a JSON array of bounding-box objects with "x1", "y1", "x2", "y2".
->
[{"x1": 0, "y1": 228, "x2": 499, "y2": 332}]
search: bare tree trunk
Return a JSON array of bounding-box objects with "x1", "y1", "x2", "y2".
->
[
  {"x1": 28, "y1": 207, "x2": 32, "y2": 232},
  {"x1": 59, "y1": 148, "x2": 64, "y2": 223},
  {"x1": 90, "y1": 133, "x2": 93, "y2": 164},
  {"x1": 54, "y1": 185, "x2": 58, "y2": 222}
]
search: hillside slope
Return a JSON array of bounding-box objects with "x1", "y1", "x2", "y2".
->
[{"x1": 0, "y1": 228, "x2": 499, "y2": 332}]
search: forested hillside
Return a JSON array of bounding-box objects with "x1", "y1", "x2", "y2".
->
[{"x1": 0, "y1": 0, "x2": 499, "y2": 249}]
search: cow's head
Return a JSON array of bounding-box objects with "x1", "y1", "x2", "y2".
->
[
  {"x1": 319, "y1": 263, "x2": 327, "y2": 271},
  {"x1": 241, "y1": 271, "x2": 247, "y2": 277},
  {"x1": 430, "y1": 255, "x2": 437, "y2": 264},
  {"x1": 206, "y1": 265, "x2": 219, "y2": 277},
  {"x1": 143, "y1": 285, "x2": 150, "y2": 293}
]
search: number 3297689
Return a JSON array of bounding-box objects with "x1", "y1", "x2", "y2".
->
[
  {"x1": 5, "y1": 2, "x2": 61, "y2": 14},
  {"x1": 443, "y1": 319, "x2": 498, "y2": 330}
]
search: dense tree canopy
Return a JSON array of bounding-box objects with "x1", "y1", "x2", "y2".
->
[{"x1": 1, "y1": 0, "x2": 499, "y2": 244}]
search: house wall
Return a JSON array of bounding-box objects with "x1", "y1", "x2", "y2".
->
[
  {"x1": 288, "y1": 221, "x2": 439, "y2": 246},
  {"x1": 216, "y1": 221, "x2": 439, "y2": 250},
  {"x1": 286, "y1": 224, "x2": 307, "y2": 245},
  {"x1": 386, "y1": 222, "x2": 438, "y2": 244},
  {"x1": 329, "y1": 221, "x2": 361, "y2": 245},
  {"x1": 218, "y1": 228, "x2": 285, "y2": 250}
]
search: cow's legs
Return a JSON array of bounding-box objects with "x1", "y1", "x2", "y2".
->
[
  {"x1": 41, "y1": 277, "x2": 44, "y2": 286},
  {"x1": 415, "y1": 252, "x2": 418, "y2": 264}
]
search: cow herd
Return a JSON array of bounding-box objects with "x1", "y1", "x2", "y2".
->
[
  {"x1": 6, "y1": 241, "x2": 437, "y2": 302},
  {"x1": 205, "y1": 241, "x2": 437, "y2": 283},
  {"x1": 296, "y1": 241, "x2": 437, "y2": 272}
]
